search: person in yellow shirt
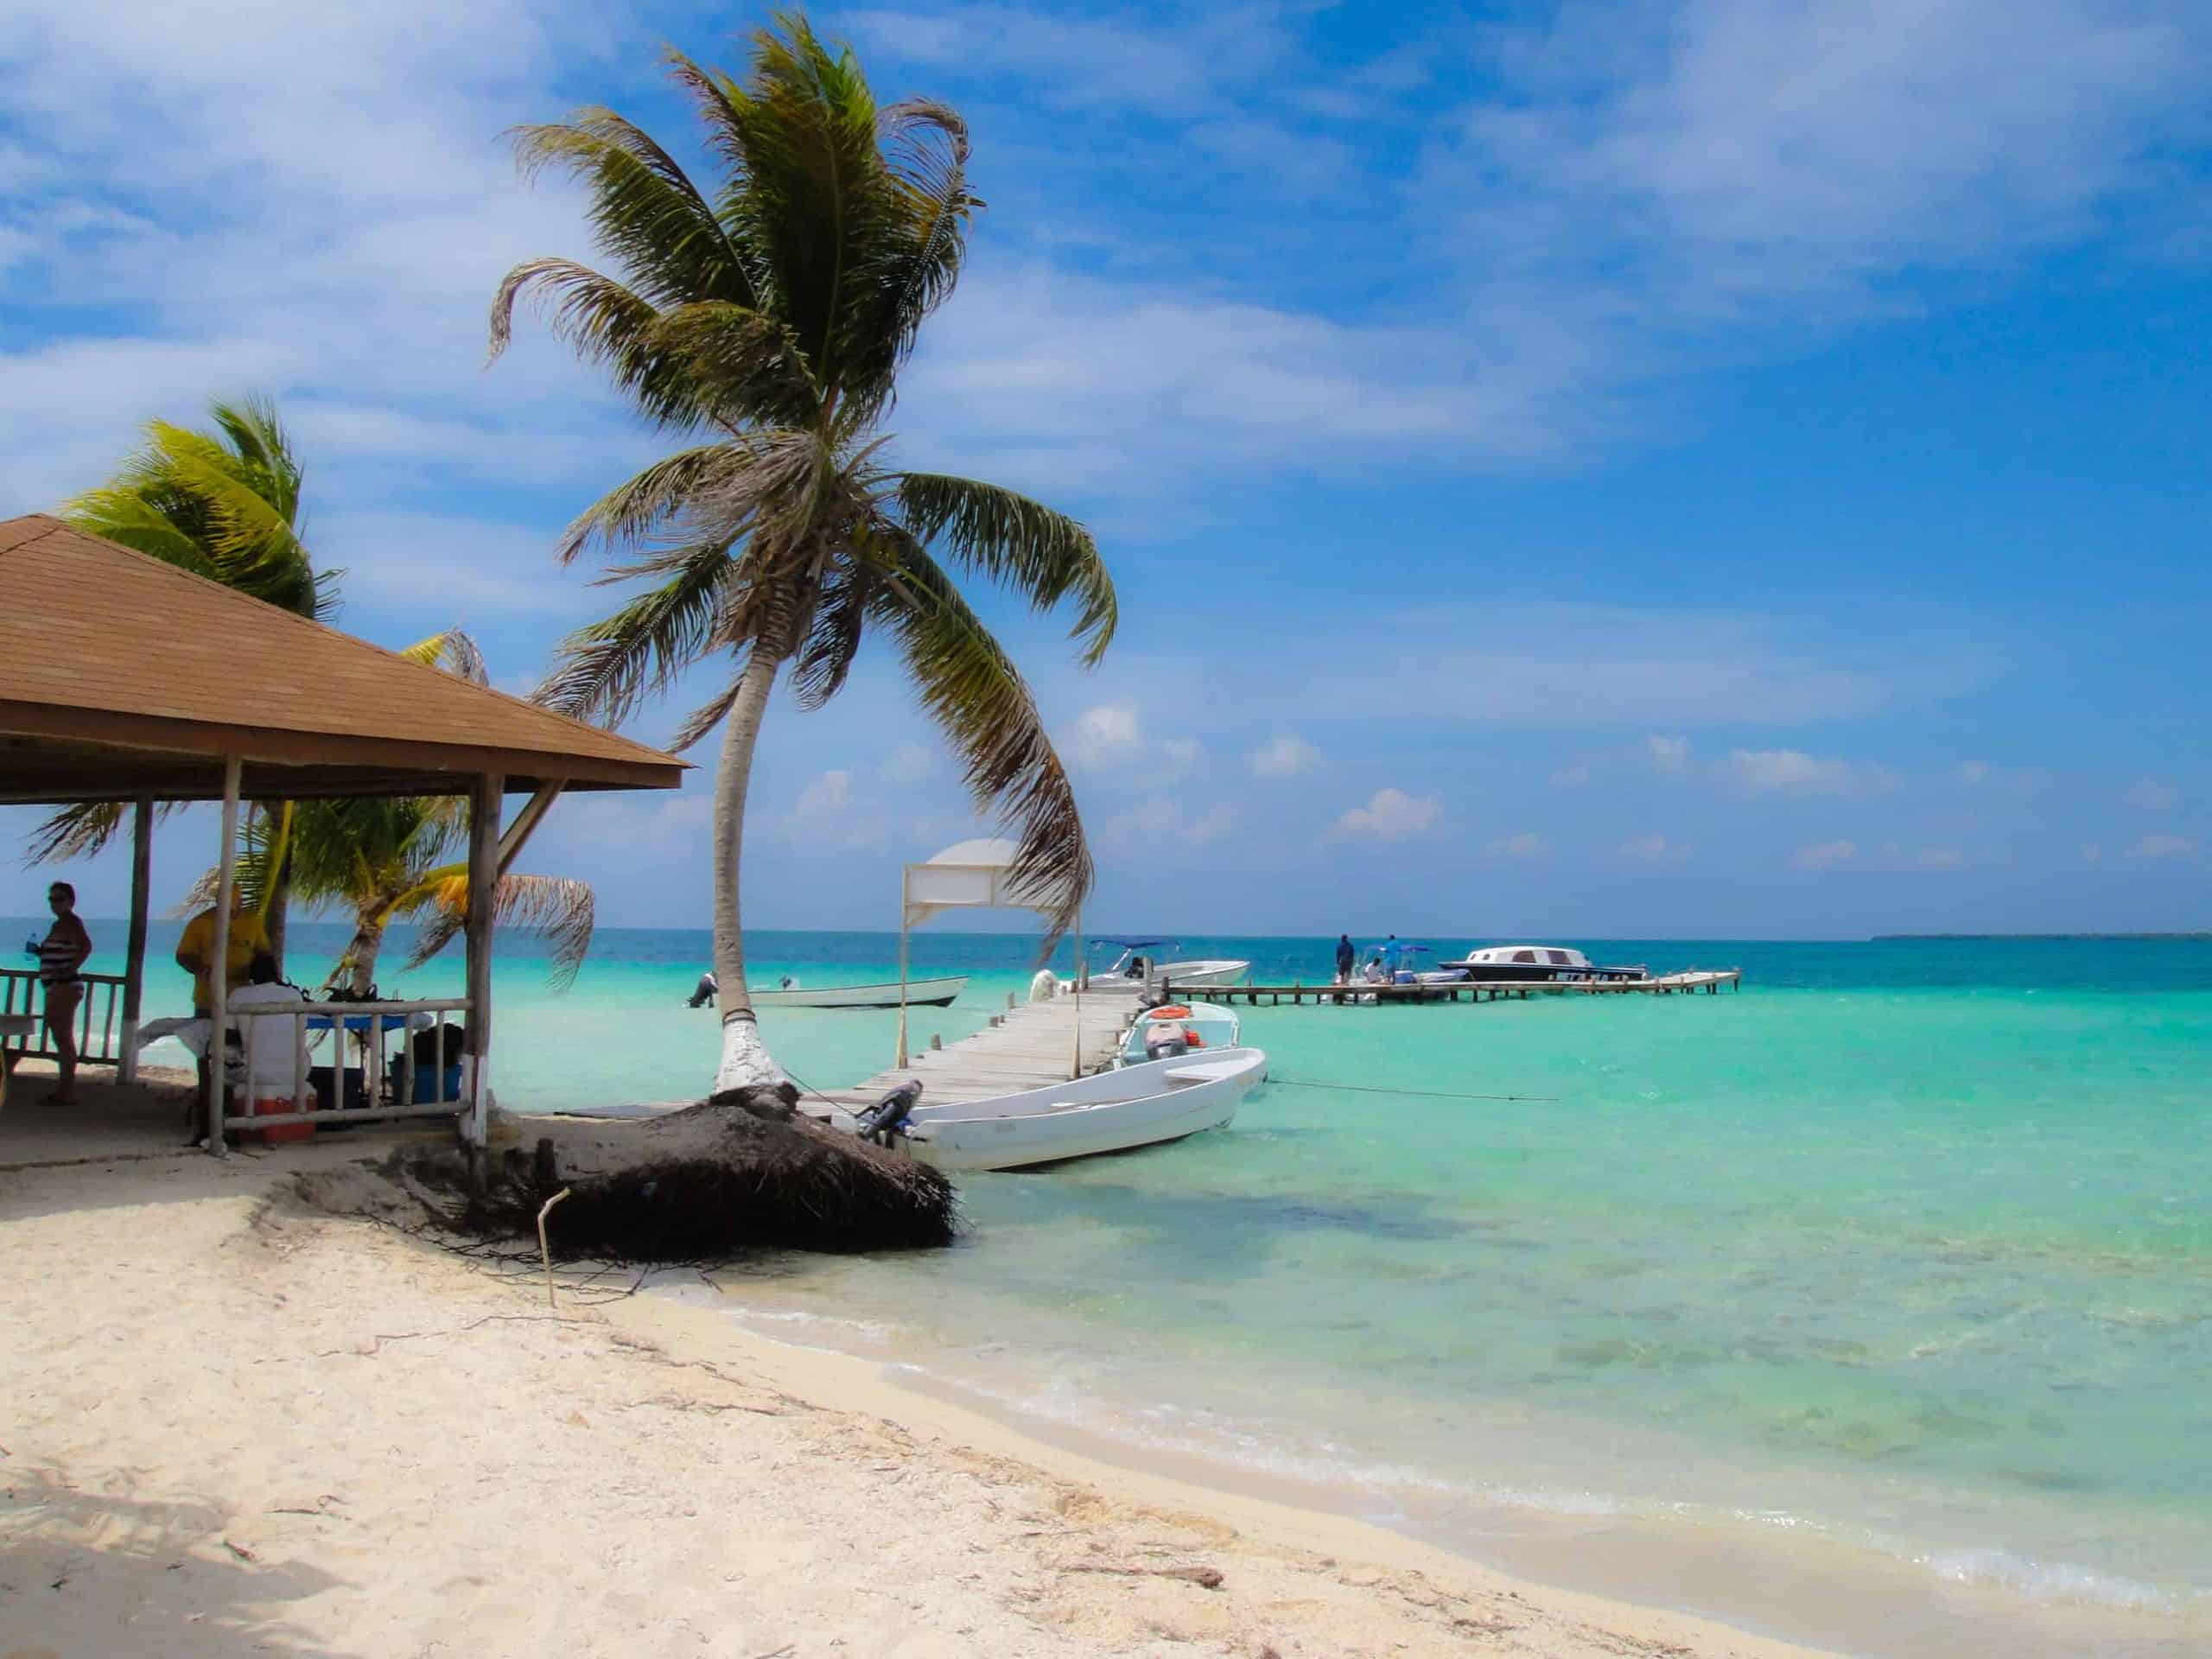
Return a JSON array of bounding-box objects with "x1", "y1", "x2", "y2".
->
[{"x1": 175, "y1": 892, "x2": 273, "y2": 1016}]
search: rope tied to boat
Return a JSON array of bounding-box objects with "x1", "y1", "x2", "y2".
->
[{"x1": 1267, "y1": 1077, "x2": 1561, "y2": 1103}]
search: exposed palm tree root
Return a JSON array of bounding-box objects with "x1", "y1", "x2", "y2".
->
[{"x1": 324, "y1": 1087, "x2": 959, "y2": 1262}]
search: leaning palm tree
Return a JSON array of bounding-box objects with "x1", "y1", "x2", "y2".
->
[
  {"x1": 30, "y1": 397, "x2": 335, "y2": 964},
  {"x1": 490, "y1": 13, "x2": 1116, "y2": 1093}
]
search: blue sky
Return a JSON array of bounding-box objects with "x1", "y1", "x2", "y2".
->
[{"x1": 3, "y1": 0, "x2": 2209, "y2": 940}]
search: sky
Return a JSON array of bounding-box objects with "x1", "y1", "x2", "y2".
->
[{"x1": 3, "y1": 0, "x2": 2209, "y2": 943}]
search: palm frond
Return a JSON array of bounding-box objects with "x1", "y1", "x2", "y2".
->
[
  {"x1": 60, "y1": 397, "x2": 329, "y2": 618},
  {"x1": 789, "y1": 556, "x2": 878, "y2": 709},
  {"x1": 642, "y1": 302, "x2": 822, "y2": 429},
  {"x1": 508, "y1": 108, "x2": 754, "y2": 310},
  {"x1": 895, "y1": 474, "x2": 1116, "y2": 664},
  {"x1": 554, "y1": 442, "x2": 748, "y2": 566},
  {"x1": 707, "y1": 16, "x2": 893, "y2": 402},
  {"x1": 487, "y1": 258, "x2": 709, "y2": 431},
  {"x1": 868, "y1": 528, "x2": 1091, "y2": 938},
  {"x1": 535, "y1": 541, "x2": 736, "y2": 724},
  {"x1": 397, "y1": 868, "x2": 597, "y2": 990},
  {"x1": 397, "y1": 627, "x2": 488, "y2": 687},
  {"x1": 22, "y1": 801, "x2": 129, "y2": 865}
]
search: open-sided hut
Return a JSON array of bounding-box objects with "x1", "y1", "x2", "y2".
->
[{"x1": 0, "y1": 512, "x2": 683, "y2": 1146}]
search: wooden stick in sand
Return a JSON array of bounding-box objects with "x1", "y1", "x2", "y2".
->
[{"x1": 537, "y1": 1187, "x2": 571, "y2": 1312}]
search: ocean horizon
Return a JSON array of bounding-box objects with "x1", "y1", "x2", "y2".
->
[{"x1": 19, "y1": 918, "x2": 2212, "y2": 1656}]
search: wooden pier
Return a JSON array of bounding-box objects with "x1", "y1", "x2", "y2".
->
[
  {"x1": 806, "y1": 985, "x2": 1143, "y2": 1116},
  {"x1": 1171, "y1": 970, "x2": 1743, "y2": 1007}
]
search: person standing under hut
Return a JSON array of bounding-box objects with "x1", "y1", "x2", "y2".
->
[
  {"x1": 25, "y1": 881, "x2": 92, "y2": 1104},
  {"x1": 175, "y1": 888, "x2": 272, "y2": 1135}
]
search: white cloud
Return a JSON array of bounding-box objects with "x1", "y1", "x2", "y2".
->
[
  {"x1": 1955, "y1": 760, "x2": 1992, "y2": 785},
  {"x1": 2082, "y1": 842, "x2": 2105, "y2": 865},
  {"x1": 1067, "y1": 702, "x2": 1144, "y2": 768},
  {"x1": 1065, "y1": 702, "x2": 1199, "y2": 780},
  {"x1": 2121, "y1": 777, "x2": 2181, "y2": 814},
  {"x1": 2131, "y1": 833, "x2": 2198, "y2": 861},
  {"x1": 1103, "y1": 795, "x2": 1235, "y2": 851},
  {"x1": 1322, "y1": 787, "x2": 1443, "y2": 844},
  {"x1": 315, "y1": 509, "x2": 599, "y2": 618},
  {"x1": 1792, "y1": 839, "x2": 1859, "y2": 871},
  {"x1": 1718, "y1": 748, "x2": 1903, "y2": 798},
  {"x1": 1619, "y1": 835, "x2": 1688, "y2": 864},
  {"x1": 791, "y1": 770, "x2": 853, "y2": 818},
  {"x1": 1444, "y1": 0, "x2": 2212, "y2": 348},
  {"x1": 882, "y1": 742, "x2": 936, "y2": 785},
  {"x1": 1548, "y1": 763, "x2": 1593, "y2": 788},
  {"x1": 1915, "y1": 848, "x2": 1966, "y2": 868},
  {"x1": 1250, "y1": 734, "x2": 1322, "y2": 778},
  {"x1": 1647, "y1": 734, "x2": 1692, "y2": 772},
  {"x1": 1486, "y1": 832, "x2": 1548, "y2": 860}
]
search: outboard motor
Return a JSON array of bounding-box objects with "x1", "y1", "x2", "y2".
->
[
  {"x1": 1143, "y1": 1023, "x2": 1192, "y2": 1061},
  {"x1": 855, "y1": 1080, "x2": 923, "y2": 1145}
]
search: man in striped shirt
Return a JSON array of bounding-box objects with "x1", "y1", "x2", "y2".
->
[{"x1": 25, "y1": 881, "x2": 92, "y2": 1104}]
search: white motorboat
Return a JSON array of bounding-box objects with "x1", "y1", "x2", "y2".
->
[
  {"x1": 1156, "y1": 959, "x2": 1252, "y2": 988},
  {"x1": 751, "y1": 975, "x2": 969, "y2": 1009},
  {"x1": 1083, "y1": 939, "x2": 1250, "y2": 990},
  {"x1": 1118, "y1": 1000, "x2": 1242, "y2": 1065},
  {"x1": 880, "y1": 1046, "x2": 1268, "y2": 1173},
  {"x1": 1433, "y1": 946, "x2": 1647, "y2": 983}
]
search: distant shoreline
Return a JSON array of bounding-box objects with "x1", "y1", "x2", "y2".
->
[{"x1": 1872, "y1": 931, "x2": 2212, "y2": 941}]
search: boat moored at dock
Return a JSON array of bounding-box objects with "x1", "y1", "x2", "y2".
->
[
  {"x1": 1433, "y1": 945, "x2": 1648, "y2": 983},
  {"x1": 870, "y1": 1046, "x2": 1268, "y2": 1172}
]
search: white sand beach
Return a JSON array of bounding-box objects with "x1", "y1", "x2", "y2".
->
[{"x1": 0, "y1": 1132, "x2": 1834, "y2": 1659}]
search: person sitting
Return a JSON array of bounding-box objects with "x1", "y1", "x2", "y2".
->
[
  {"x1": 391, "y1": 1020, "x2": 467, "y2": 1103},
  {"x1": 228, "y1": 954, "x2": 311, "y2": 1141}
]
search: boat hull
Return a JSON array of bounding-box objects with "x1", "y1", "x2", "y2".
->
[
  {"x1": 1154, "y1": 959, "x2": 1251, "y2": 988},
  {"x1": 752, "y1": 975, "x2": 969, "y2": 1009},
  {"x1": 902, "y1": 1046, "x2": 1266, "y2": 1172}
]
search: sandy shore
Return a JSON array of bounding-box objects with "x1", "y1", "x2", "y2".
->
[{"x1": 0, "y1": 1142, "x2": 1834, "y2": 1659}]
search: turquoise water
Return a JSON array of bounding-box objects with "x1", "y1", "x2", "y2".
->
[{"x1": 27, "y1": 921, "x2": 2212, "y2": 1653}]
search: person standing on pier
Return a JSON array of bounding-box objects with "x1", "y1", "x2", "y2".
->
[{"x1": 1334, "y1": 933, "x2": 1356, "y2": 984}]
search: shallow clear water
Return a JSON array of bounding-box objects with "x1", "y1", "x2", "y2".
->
[{"x1": 29, "y1": 921, "x2": 2212, "y2": 1654}]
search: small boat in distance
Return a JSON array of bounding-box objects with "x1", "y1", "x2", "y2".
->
[
  {"x1": 752, "y1": 975, "x2": 969, "y2": 1009},
  {"x1": 1084, "y1": 939, "x2": 1251, "y2": 989},
  {"x1": 880, "y1": 1046, "x2": 1267, "y2": 1172},
  {"x1": 1434, "y1": 945, "x2": 1648, "y2": 983}
]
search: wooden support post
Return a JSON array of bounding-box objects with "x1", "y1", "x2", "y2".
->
[
  {"x1": 495, "y1": 781, "x2": 564, "y2": 877},
  {"x1": 206, "y1": 756, "x2": 241, "y2": 1154},
  {"x1": 895, "y1": 872, "x2": 911, "y2": 1069},
  {"x1": 463, "y1": 772, "x2": 501, "y2": 1149},
  {"x1": 118, "y1": 795, "x2": 152, "y2": 1084}
]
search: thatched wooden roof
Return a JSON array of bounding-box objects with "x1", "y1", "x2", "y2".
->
[{"x1": 0, "y1": 515, "x2": 684, "y2": 803}]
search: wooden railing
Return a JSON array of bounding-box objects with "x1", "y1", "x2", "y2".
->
[
  {"x1": 0, "y1": 969, "x2": 128, "y2": 1067},
  {"x1": 218, "y1": 997, "x2": 478, "y2": 1135}
]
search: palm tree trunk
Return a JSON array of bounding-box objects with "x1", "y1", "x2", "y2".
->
[
  {"x1": 710, "y1": 648, "x2": 786, "y2": 1094},
  {"x1": 338, "y1": 916, "x2": 386, "y2": 997}
]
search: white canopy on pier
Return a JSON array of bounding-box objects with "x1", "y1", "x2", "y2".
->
[
  {"x1": 901, "y1": 838, "x2": 1065, "y2": 926},
  {"x1": 895, "y1": 838, "x2": 1082, "y2": 1066}
]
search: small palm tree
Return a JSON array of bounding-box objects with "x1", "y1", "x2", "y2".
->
[
  {"x1": 32, "y1": 397, "x2": 335, "y2": 963},
  {"x1": 186, "y1": 633, "x2": 597, "y2": 994},
  {"x1": 491, "y1": 14, "x2": 1116, "y2": 1093}
]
